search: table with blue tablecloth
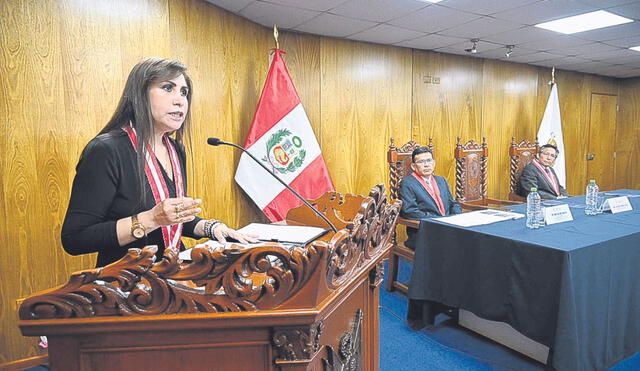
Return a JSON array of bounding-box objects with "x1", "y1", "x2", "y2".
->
[{"x1": 407, "y1": 190, "x2": 640, "y2": 371}]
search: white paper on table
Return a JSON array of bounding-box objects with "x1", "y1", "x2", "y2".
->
[
  {"x1": 434, "y1": 209, "x2": 525, "y2": 227},
  {"x1": 605, "y1": 192, "x2": 640, "y2": 198}
]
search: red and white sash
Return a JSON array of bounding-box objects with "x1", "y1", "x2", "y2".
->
[
  {"x1": 532, "y1": 159, "x2": 560, "y2": 196},
  {"x1": 123, "y1": 126, "x2": 184, "y2": 249},
  {"x1": 412, "y1": 172, "x2": 446, "y2": 216}
]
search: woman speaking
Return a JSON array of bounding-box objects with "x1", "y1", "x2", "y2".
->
[{"x1": 62, "y1": 57, "x2": 256, "y2": 267}]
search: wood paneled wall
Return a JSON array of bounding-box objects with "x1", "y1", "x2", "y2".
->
[
  {"x1": 617, "y1": 78, "x2": 640, "y2": 190},
  {"x1": 412, "y1": 51, "x2": 484, "y2": 184},
  {"x1": 1, "y1": 0, "x2": 639, "y2": 364},
  {"x1": 320, "y1": 38, "x2": 412, "y2": 193}
]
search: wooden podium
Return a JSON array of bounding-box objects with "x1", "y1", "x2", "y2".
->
[{"x1": 18, "y1": 185, "x2": 400, "y2": 371}]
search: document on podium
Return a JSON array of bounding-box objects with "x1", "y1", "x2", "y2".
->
[
  {"x1": 178, "y1": 224, "x2": 329, "y2": 261},
  {"x1": 237, "y1": 223, "x2": 329, "y2": 245}
]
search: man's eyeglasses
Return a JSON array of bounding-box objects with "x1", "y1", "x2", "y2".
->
[
  {"x1": 540, "y1": 152, "x2": 558, "y2": 159},
  {"x1": 414, "y1": 159, "x2": 434, "y2": 165}
]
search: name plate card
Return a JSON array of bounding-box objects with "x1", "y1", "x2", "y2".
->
[
  {"x1": 606, "y1": 196, "x2": 633, "y2": 214},
  {"x1": 543, "y1": 204, "x2": 574, "y2": 225}
]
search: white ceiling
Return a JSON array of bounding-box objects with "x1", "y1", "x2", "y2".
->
[{"x1": 205, "y1": 0, "x2": 640, "y2": 78}]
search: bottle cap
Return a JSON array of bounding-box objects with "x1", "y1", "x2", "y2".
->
[
  {"x1": 589, "y1": 179, "x2": 595, "y2": 184},
  {"x1": 530, "y1": 187, "x2": 537, "y2": 192}
]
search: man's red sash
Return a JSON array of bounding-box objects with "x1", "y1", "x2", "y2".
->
[
  {"x1": 532, "y1": 159, "x2": 560, "y2": 196},
  {"x1": 412, "y1": 172, "x2": 445, "y2": 216}
]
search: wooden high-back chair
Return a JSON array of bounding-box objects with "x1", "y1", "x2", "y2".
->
[
  {"x1": 509, "y1": 137, "x2": 539, "y2": 202},
  {"x1": 386, "y1": 137, "x2": 433, "y2": 295},
  {"x1": 454, "y1": 137, "x2": 519, "y2": 210}
]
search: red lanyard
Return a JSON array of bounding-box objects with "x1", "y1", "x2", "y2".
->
[
  {"x1": 412, "y1": 172, "x2": 445, "y2": 216},
  {"x1": 532, "y1": 159, "x2": 560, "y2": 196},
  {"x1": 123, "y1": 126, "x2": 184, "y2": 249}
]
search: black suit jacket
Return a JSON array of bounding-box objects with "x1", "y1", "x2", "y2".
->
[
  {"x1": 398, "y1": 174, "x2": 462, "y2": 248},
  {"x1": 62, "y1": 131, "x2": 201, "y2": 267},
  {"x1": 517, "y1": 162, "x2": 568, "y2": 199}
]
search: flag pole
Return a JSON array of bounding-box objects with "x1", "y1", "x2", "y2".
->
[{"x1": 273, "y1": 24, "x2": 279, "y2": 50}]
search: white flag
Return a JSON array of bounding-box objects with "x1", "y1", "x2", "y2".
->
[{"x1": 537, "y1": 83, "x2": 566, "y2": 187}]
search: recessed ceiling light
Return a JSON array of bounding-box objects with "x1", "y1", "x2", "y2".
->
[
  {"x1": 631, "y1": 46, "x2": 640, "y2": 52},
  {"x1": 535, "y1": 10, "x2": 633, "y2": 34},
  {"x1": 417, "y1": 0, "x2": 443, "y2": 3}
]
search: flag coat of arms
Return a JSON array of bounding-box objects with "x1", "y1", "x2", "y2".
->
[
  {"x1": 537, "y1": 83, "x2": 566, "y2": 187},
  {"x1": 235, "y1": 49, "x2": 334, "y2": 222}
]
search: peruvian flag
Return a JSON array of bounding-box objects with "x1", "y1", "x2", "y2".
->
[{"x1": 234, "y1": 49, "x2": 334, "y2": 222}]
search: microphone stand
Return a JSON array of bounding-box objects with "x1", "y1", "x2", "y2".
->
[{"x1": 207, "y1": 138, "x2": 338, "y2": 233}]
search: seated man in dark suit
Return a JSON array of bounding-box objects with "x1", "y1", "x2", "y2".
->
[
  {"x1": 517, "y1": 144, "x2": 569, "y2": 200},
  {"x1": 398, "y1": 146, "x2": 462, "y2": 249}
]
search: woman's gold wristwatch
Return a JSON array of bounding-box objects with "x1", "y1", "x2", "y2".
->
[{"x1": 131, "y1": 214, "x2": 146, "y2": 239}]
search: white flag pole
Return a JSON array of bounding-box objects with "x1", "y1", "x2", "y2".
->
[{"x1": 537, "y1": 67, "x2": 566, "y2": 187}]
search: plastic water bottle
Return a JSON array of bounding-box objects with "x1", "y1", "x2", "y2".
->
[
  {"x1": 535, "y1": 198, "x2": 545, "y2": 227},
  {"x1": 526, "y1": 188, "x2": 542, "y2": 229},
  {"x1": 585, "y1": 179, "x2": 599, "y2": 215}
]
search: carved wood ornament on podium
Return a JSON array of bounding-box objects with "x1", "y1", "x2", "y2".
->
[
  {"x1": 20, "y1": 185, "x2": 400, "y2": 319},
  {"x1": 323, "y1": 309, "x2": 364, "y2": 371},
  {"x1": 19, "y1": 185, "x2": 400, "y2": 371}
]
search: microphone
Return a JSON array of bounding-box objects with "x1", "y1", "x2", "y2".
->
[
  {"x1": 207, "y1": 137, "x2": 338, "y2": 233},
  {"x1": 207, "y1": 138, "x2": 223, "y2": 146}
]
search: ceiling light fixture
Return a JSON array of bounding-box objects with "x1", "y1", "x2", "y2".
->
[
  {"x1": 417, "y1": 0, "x2": 444, "y2": 3},
  {"x1": 505, "y1": 45, "x2": 514, "y2": 58},
  {"x1": 465, "y1": 38, "x2": 479, "y2": 54},
  {"x1": 535, "y1": 10, "x2": 633, "y2": 34},
  {"x1": 630, "y1": 46, "x2": 640, "y2": 52}
]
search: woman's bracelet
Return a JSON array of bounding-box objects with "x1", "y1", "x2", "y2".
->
[{"x1": 203, "y1": 219, "x2": 221, "y2": 239}]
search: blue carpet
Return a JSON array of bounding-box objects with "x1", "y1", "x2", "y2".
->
[{"x1": 379, "y1": 257, "x2": 640, "y2": 371}]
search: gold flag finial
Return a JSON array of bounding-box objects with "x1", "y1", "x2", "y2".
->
[
  {"x1": 273, "y1": 24, "x2": 279, "y2": 50},
  {"x1": 551, "y1": 66, "x2": 556, "y2": 85}
]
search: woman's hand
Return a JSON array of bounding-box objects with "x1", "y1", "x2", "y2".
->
[
  {"x1": 212, "y1": 223, "x2": 259, "y2": 244},
  {"x1": 140, "y1": 197, "x2": 202, "y2": 230}
]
